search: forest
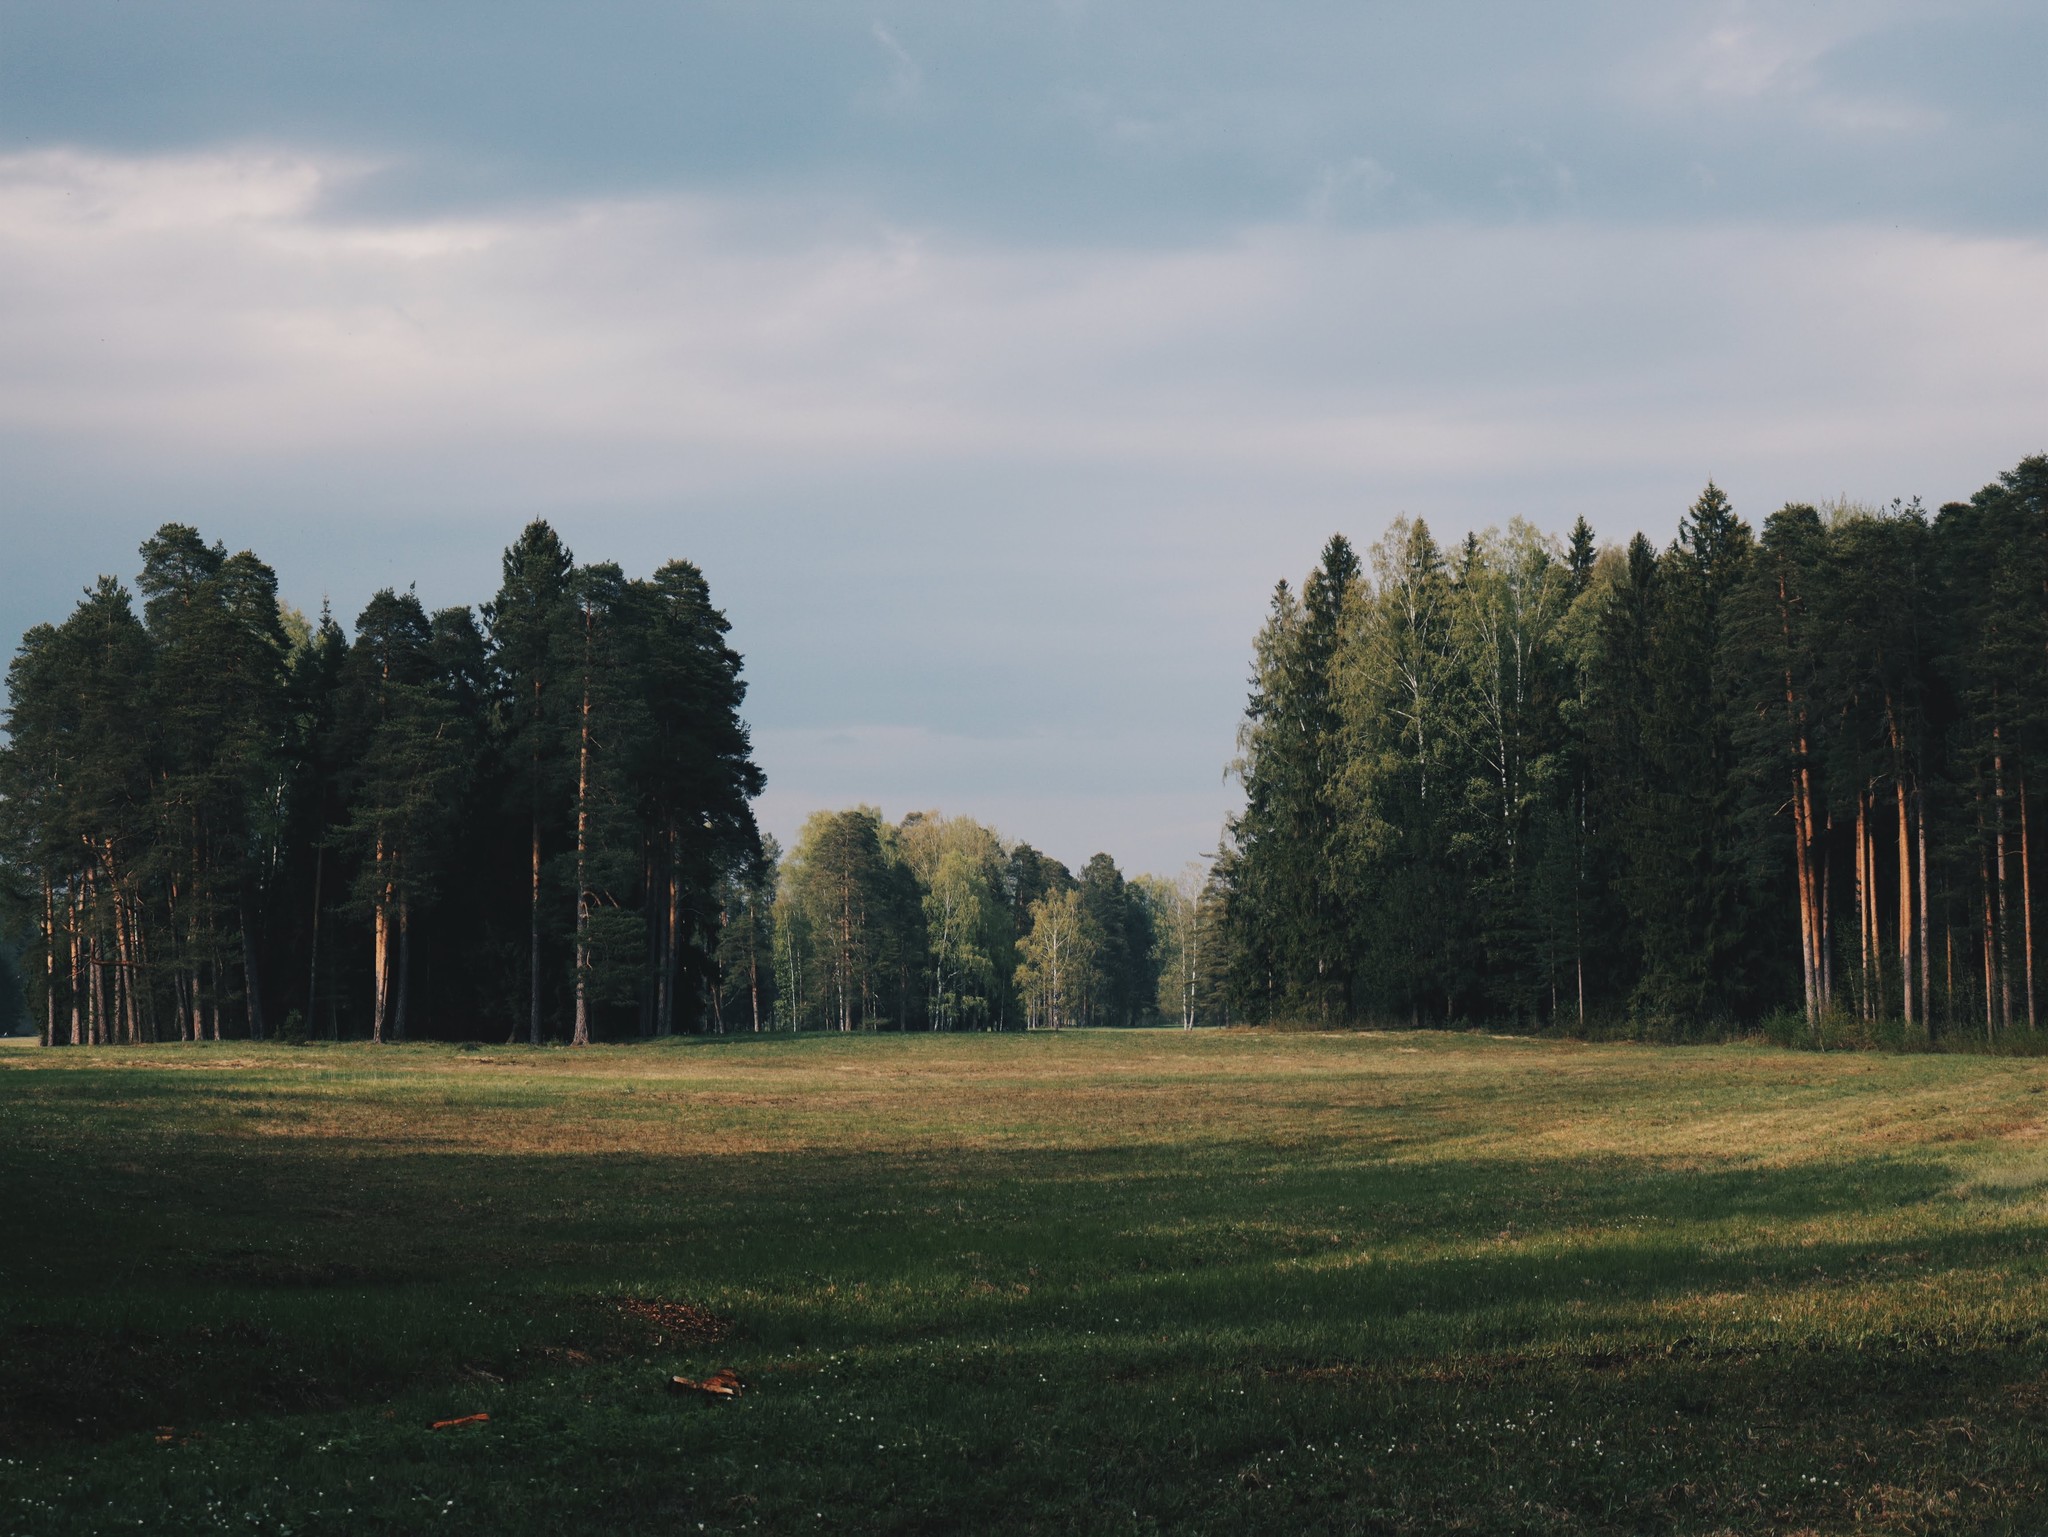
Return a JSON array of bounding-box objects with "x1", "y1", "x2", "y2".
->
[
  {"x1": 1221, "y1": 454, "x2": 2048, "y2": 1040},
  {"x1": 7, "y1": 453, "x2": 2046, "y2": 1046},
  {"x1": 0, "y1": 522, "x2": 1196, "y2": 1044}
]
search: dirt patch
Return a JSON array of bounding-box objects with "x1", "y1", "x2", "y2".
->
[{"x1": 611, "y1": 1297, "x2": 734, "y2": 1347}]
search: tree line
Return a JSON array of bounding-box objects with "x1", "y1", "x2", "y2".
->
[
  {"x1": 735, "y1": 807, "x2": 1220, "y2": 1033},
  {"x1": 0, "y1": 522, "x2": 763, "y2": 1045},
  {"x1": 0, "y1": 521, "x2": 1220, "y2": 1043},
  {"x1": 1219, "y1": 455, "x2": 2048, "y2": 1040}
]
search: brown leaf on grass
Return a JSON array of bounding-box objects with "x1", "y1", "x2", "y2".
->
[
  {"x1": 429, "y1": 1412, "x2": 490, "y2": 1430},
  {"x1": 669, "y1": 1367, "x2": 745, "y2": 1401}
]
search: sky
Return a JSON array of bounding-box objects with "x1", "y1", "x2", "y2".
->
[{"x1": 1, "y1": 2, "x2": 2045, "y2": 877}]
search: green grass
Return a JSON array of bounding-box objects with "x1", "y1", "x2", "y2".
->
[{"x1": 5, "y1": 1030, "x2": 2048, "y2": 1533}]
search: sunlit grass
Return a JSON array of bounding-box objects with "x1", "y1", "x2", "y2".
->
[{"x1": 4, "y1": 1030, "x2": 2048, "y2": 1532}]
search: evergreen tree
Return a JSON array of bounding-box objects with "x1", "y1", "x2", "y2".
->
[{"x1": 484, "y1": 521, "x2": 575, "y2": 1045}]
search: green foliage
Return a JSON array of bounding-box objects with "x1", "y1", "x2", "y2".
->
[
  {"x1": 1013, "y1": 886, "x2": 1096, "y2": 1029},
  {"x1": 1221, "y1": 456, "x2": 2048, "y2": 1039},
  {"x1": 0, "y1": 520, "x2": 764, "y2": 1046}
]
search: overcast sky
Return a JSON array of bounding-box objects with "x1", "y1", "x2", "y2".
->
[{"x1": 2, "y1": 2, "x2": 2044, "y2": 875}]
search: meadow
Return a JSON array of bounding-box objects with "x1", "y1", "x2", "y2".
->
[{"x1": 4, "y1": 1029, "x2": 2048, "y2": 1534}]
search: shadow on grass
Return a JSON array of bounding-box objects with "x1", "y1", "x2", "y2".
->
[{"x1": 0, "y1": 1117, "x2": 2023, "y2": 1451}]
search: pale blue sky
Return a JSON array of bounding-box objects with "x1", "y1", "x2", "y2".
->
[{"x1": 2, "y1": 3, "x2": 2044, "y2": 873}]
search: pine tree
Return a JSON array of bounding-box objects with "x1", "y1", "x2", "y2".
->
[{"x1": 485, "y1": 521, "x2": 575, "y2": 1045}]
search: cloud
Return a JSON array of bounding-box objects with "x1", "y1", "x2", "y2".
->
[
  {"x1": 1, "y1": 144, "x2": 2044, "y2": 872},
  {"x1": 3, "y1": 145, "x2": 2043, "y2": 493}
]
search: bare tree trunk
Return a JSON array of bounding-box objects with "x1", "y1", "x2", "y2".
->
[
  {"x1": 664, "y1": 824, "x2": 681, "y2": 1036},
  {"x1": 528, "y1": 802, "x2": 543, "y2": 1047},
  {"x1": 1855, "y1": 791, "x2": 1872, "y2": 1022},
  {"x1": 113, "y1": 880, "x2": 136, "y2": 1045},
  {"x1": 41, "y1": 873, "x2": 54, "y2": 1047},
  {"x1": 571, "y1": 659, "x2": 592, "y2": 1048},
  {"x1": 1982, "y1": 816, "x2": 1998, "y2": 1041},
  {"x1": 1820, "y1": 814, "x2": 1833, "y2": 1014},
  {"x1": 372, "y1": 837, "x2": 389, "y2": 1045},
  {"x1": 1917, "y1": 787, "x2": 1933, "y2": 1035},
  {"x1": 1793, "y1": 760, "x2": 1819, "y2": 1024},
  {"x1": 1997, "y1": 738, "x2": 2015, "y2": 1031},
  {"x1": 393, "y1": 892, "x2": 411, "y2": 1041},
  {"x1": 1895, "y1": 772, "x2": 1914, "y2": 1029},
  {"x1": 652, "y1": 837, "x2": 670, "y2": 1037},
  {"x1": 2023, "y1": 766, "x2": 2038, "y2": 1032},
  {"x1": 68, "y1": 884, "x2": 82, "y2": 1047},
  {"x1": 86, "y1": 868, "x2": 105, "y2": 1046},
  {"x1": 1780, "y1": 584, "x2": 1821, "y2": 1023},
  {"x1": 750, "y1": 910, "x2": 761, "y2": 1032},
  {"x1": 307, "y1": 842, "x2": 324, "y2": 1036}
]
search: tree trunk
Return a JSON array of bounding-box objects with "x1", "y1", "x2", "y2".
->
[
  {"x1": 1946, "y1": 924, "x2": 1954, "y2": 1032},
  {"x1": 394, "y1": 892, "x2": 411, "y2": 1041},
  {"x1": 240, "y1": 893, "x2": 266, "y2": 1042},
  {"x1": 1895, "y1": 772, "x2": 1914, "y2": 1030},
  {"x1": 113, "y1": 880, "x2": 136, "y2": 1045},
  {"x1": 1826, "y1": 810, "x2": 1839, "y2": 1014},
  {"x1": 664, "y1": 823, "x2": 681, "y2": 1036},
  {"x1": 1981, "y1": 810, "x2": 1998, "y2": 1041},
  {"x1": 307, "y1": 841, "x2": 323, "y2": 1034},
  {"x1": 571, "y1": 655, "x2": 592, "y2": 1048},
  {"x1": 750, "y1": 910, "x2": 761, "y2": 1032},
  {"x1": 529, "y1": 799, "x2": 543, "y2": 1047},
  {"x1": 1996, "y1": 739, "x2": 2015, "y2": 1031},
  {"x1": 41, "y1": 873, "x2": 54, "y2": 1047},
  {"x1": 86, "y1": 868, "x2": 105, "y2": 1046},
  {"x1": 1917, "y1": 787, "x2": 1933, "y2": 1036},
  {"x1": 372, "y1": 836, "x2": 389, "y2": 1044},
  {"x1": 68, "y1": 884, "x2": 82, "y2": 1047},
  {"x1": 652, "y1": 837, "x2": 670, "y2": 1037},
  {"x1": 1854, "y1": 791, "x2": 1872, "y2": 1022},
  {"x1": 2023, "y1": 766, "x2": 2038, "y2": 1032},
  {"x1": 1793, "y1": 759, "x2": 1819, "y2": 1024}
]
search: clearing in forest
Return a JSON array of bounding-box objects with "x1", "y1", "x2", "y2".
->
[{"x1": 4, "y1": 1030, "x2": 2048, "y2": 1533}]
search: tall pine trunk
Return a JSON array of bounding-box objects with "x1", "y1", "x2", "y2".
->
[
  {"x1": 240, "y1": 893, "x2": 266, "y2": 1042},
  {"x1": 68, "y1": 883, "x2": 82, "y2": 1046},
  {"x1": 393, "y1": 892, "x2": 410, "y2": 1041},
  {"x1": 371, "y1": 836, "x2": 389, "y2": 1044},
  {"x1": 1820, "y1": 813, "x2": 1834, "y2": 1014},
  {"x1": 528, "y1": 797, "x2": 543, "y2": 1047},
  {"x1": 1917, "y1": 787, "x2": 1932, "y2": 1035},
  {"x1": 571, "y1": 648, "x2": 592, "y2": 1048},
  {"x1": 1793, "y1": 759, "x2": 1819, "y2": 1024},
  {"x1": 41, "y1": 873, "x2": 54, "y2": 1048},
  {"x1": 1996, "y1": 737, "x2": 2014, "y2": 1030},
  {"x1": 1855, "y1": 791, "x2": 1872, "y2": 1023},
  {"x1": 87, "y1": 868, "x2": 105, "y2": 1046},
  {"x1": 1980, "y1": 797, "x2": 1997, "y2": 1040},
  {"x1": 307, "y1": 842, "x2": 324, "y2": 1036},
  {"x1": 665, "y1": 825, "x2": 681, "y2": 1037},
  {"x1": 2023, "y1": 766, "x2": 2038, "y2": 1031},
  {"x1": 1894, "y1": 772, "x2": 1914, "y2": 1030}
]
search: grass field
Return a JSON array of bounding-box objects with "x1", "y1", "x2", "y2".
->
[{"x1": 5, "y1": 1030, "x2": 2048, "y2": 1534}]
